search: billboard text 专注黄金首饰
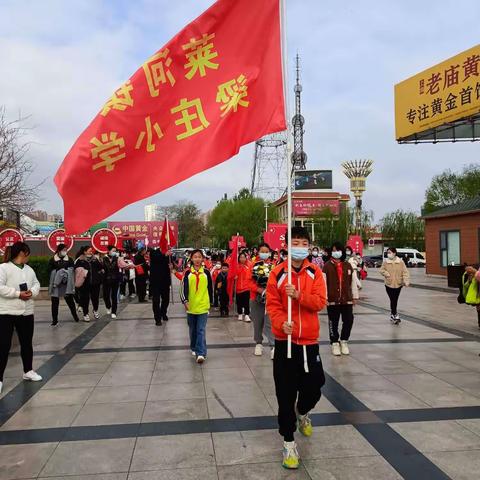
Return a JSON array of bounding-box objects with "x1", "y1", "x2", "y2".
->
[{"x1": 395, "y1": 44, "x2": 480, "y2": 140}]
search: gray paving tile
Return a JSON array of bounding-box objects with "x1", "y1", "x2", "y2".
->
[
  {"x1": 128, "y1": 468, "x2": 218, "y2": 480},
  {"x1": 0, "y1": 442, "x2": 57, "y2": 480},
  {"x1": 147, "y1": 382, "x2": 206, "y2": 401},
  {"x1": 1, "y1": 404, "x2": 82, "y2": 431},
  {"x1": 58, "y1": 362, "x2": 111, "y2": 375},
  {"x1": 334, "y1": 374, "x2": 402, "y2": 392},
  {"x1": 218, "y1": 462, "x2": 310, "y2": 479},
  {"x1": 98, "y1": 369, "x2": 153, "y2": 387},
  {"x1": 142, "y1": 399, "x2": 208, "y2": 422},
  {"x1": 425, "y1": 449, "x2": 480, "y2": 480},
  {"x1": 43, "y1": 374, "x2": 103, "y2": 389},
  {"x1": 41, "y1": 438, "x2": 136, "y2": 476},
  {"x1": 304, "y1": 456, "x2": 403, "y2": 479},
  {"x1": 457, "y1": 419, "x2": 480, "y2": 437},
  {"x1": 115, "y1": 351, "x2": 159, "y2": 362},
  {"x1": 353, "y1": 389, "x2": 430, "y2": 410},
  {"x1": 150, "y1": 368, "x2": 203, "y2": 385},
  {"x1": 202, "y1": 367, "x2": 254, "y2": 382},
  {"x1": 72, "y1": 401, "x2": 145, "y2": 426},
  {"x1": 409, "y1": 359, "x2": 473, "y2": 373},
  {"x1": 391, "y1": 420, "x2": 480, "y2": 452},
  {"x1": 130, "y1": 434, "x2": 215, "y2": 471},
  {"x1": 40, "y1": 475, "x2": 127, "y2": 480},
  {"x1": 25, "y1": 387, "x2": 93, "y2": 407},
  {"x1": 87, "y1": 385, "x2": 150, "y2": 404},
  {"x1": 207, "y1": 392, "x2": 274, "y2": 419},
  {"x1": 205, "y1": 379, "x2": 264, "y2": 398}
]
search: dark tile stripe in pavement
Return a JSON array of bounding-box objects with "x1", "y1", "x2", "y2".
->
[
  {"x1": 0, "y1": 319, "x2": 111, "y2": 427},
  {"x1": 360, "y1": 301, "x2": 480, "y2": 341},
  {"x1": 1, "y1": 405, "x2": 479, "y2": 446}
]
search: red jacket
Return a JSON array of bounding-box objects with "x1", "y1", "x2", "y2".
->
[
  {"x1": 266, "y1": 260, "x2": 327, "y2": 345},
  {"x1": 235, "y1": 263, "x2": 251, "y2": 293}
]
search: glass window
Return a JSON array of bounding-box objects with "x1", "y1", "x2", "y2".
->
[
  {"x1": 440, "y1": 231, "x2": 460, "y2": 267},
  {"x1": 416, "y1": 253, "x2": 425, "y2": 260}
]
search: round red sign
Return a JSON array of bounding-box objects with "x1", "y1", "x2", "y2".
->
[
  {"x1": 47, "y1": 229, "x2": 74, "y2": 253},
  {"x1": 0, "y1": 229, "x2": 24, "y2": 255},
  {"x1": 91, "y1": 228, "x2": 117, "y2": 254}
]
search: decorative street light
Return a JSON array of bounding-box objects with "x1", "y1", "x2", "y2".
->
[{"x1": 342, "y1": 159, "x2": 374, "y2": 234}]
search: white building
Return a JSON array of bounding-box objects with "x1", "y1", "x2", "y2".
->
[{"x1": 144, "y1": 204, "x2": 160, "y2": 221}]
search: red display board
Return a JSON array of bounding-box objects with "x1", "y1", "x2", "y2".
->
[
  {"x1": 108, "y1": 221, "x2": 178, "y2": 248},
  {"x1": 263, "y1": 223, "x2": 287, "y2": 251},
  {"x1": 47, "y1": 229, "x2": 74, "y2": 253},
  {"x1": 347, "y1": 235, "x2": 364, "y2": 256},
  {"x1": 0, "y1": 229, "x2": 24, "y2": 254},
  {"x1": 91, "y1": 228, "x2": 118, "y2": 254}
]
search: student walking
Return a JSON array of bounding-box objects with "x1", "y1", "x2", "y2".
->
[
  {"x1": 250, "y1": 242, "x2": 275, "y2": 358},
  {"x1": 323, "y1": 242, "x2": 359, "y2": 356},
  {"x1": 235, "y1": 252, "x2": 251, "y2": 322},
  {"x1": 379, "y1": 247, "x2": 410, "y2": 324},
  {"x1": 149, "y1": 248, "x2": 172, "y2": 326},
  {"x1": 48, "y1": 243, "x2": 79, "y2": 326},
  {"x1": 180, "y1": 250, "x2": 213, "y2": 364},
  {"x1": 0, "y1": 242, "x2": 42, "y2": 394},
  {"x1": 103, "y1": 245, "x2": 122, "y2": 319},
  {"x1": 266, "y1": 227, "x2": 327, "y2": 469},
  {"x1": 216, "y1": 262, "x2": 230, "y2": 317}
]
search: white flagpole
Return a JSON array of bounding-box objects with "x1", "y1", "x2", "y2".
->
[
  {"x1": 280, "y1": 0, "x2": 293, "y2": 359},
  {"x1": 166, "y1": 215, "x2": 171, "y2": 248}
]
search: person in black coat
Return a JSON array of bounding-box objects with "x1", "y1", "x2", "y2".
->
[
  {"x1": 149, "y1": 248, "x2": 172, "y2": 325},
  {"x1": 103, "y1": 245, "x2": 122, "y2": 319},
  {"x1": 134, "y1": 248, "x2": 149, "y2": 302}
]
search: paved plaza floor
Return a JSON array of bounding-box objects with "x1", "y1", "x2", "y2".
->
[{"x1": 0, "y1": 277, "x2": 479, "y2": 479}]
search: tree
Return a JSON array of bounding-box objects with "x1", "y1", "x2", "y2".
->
[
  {"x1": 208, "y1": 189, "x2": 278, "y2": 247},
  {"x1": 0, "y1": 108, "x2": 41, "y2": 212},
  {"x1": 423, "y1": 164, "x2": 480, "y2": 213},
  {"x1": 160, "y1": 201, "x2": 204, "y2": 247},
  {"x1": 380, "y1": 210, "x2": 424, "y2": 251}
]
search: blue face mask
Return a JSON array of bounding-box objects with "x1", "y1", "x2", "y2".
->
[
  {"x1": 291, "y1": 247, "x2": 309, "y2": 261},
  {"x1": 259, "y1": 252, "x2": 270, "y2": 260}
]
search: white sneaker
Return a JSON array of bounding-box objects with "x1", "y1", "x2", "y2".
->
[
  {"x1": 254, "y1": 344, "x2": 263, "y2": 356},
  {"x1": 191, "y1": 351, "x2": 196, "y2": 356},
  {"x1": 244, "y1": 315, "x2": 252, "y2": 323},
  {"x1": 331, "y1": 342, "x2": 341, "y2": 356},
  {"x1": 130, "y1": 294, "x2": 136, "y2": 299},
  {"x1": 23, "y1": 370, "x2": 42, "y2": 382},
  {"x1": 111, "y1": 313, "x2": 117, "y2": 319},
  {"x1": 196, "y1": 355, "x2": 205, "y2": 364},
  {"x1": 238, "y1": 314, "x2": 243, "y2": 321},
  {"x1": 270, "y1": 347, "x2": 275, "y2": 360},
  {"x1": 93, "y1": 311, "x2": 100, "y2": 319},
  {"x1": 340, "y1": 340, "x2": 350, "y2": 355},
  {"x1": 83, "y1": 314, "x2": 90, "y2": 323},
  {"x1": 282, "y1": 441, "x2": 300, "y2": 469},
  {"x1": 120, "y1": 295, "x2": 125, "y2": 300},
  {"x1": 77, "y1": 305, "x2": 83, "y2": 313},
  {"x1": 0, "y1": 381, "x2": 3, "y2": 394},
  {"x1": 106, "y1": 308, "x2": 112, "y2": 315}
]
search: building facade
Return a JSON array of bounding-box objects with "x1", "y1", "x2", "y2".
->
[
  {"x1": 423, "y1": 197, "x2": 480, "y2": 275},
  {"x1": 144, "y1": 204, "x2": 160, "y2": 222}
]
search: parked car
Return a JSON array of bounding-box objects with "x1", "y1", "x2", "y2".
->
[
  {"x1": 363, "y1": 255, "x2": 383, "y2": 268},
  {"x1": 383, "y1": 248, "x2": 426, "y2": 268}
]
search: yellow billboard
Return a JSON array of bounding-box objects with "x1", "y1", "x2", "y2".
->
[{"x1": 395, "y1": 45, "x2": 480, "y2": 140}]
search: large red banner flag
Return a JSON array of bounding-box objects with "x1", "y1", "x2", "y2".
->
[{"x1": 55, "y1": 0, "x2": 286, "y2": 234}]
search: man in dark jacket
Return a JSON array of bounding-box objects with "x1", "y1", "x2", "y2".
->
[
  {"x1": 149, "y1": 248, "x2": 172, "y2": 325},
  {"x1": 103, "y1": 245, "x2": 122, "y2": 319},
  {"x1": 134, "y1": 248, "x2": 149, "y2": 302}
]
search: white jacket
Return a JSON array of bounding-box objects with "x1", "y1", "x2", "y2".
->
[{"x1": 0, "y1": 262, "x2": 41, "y2": 316}]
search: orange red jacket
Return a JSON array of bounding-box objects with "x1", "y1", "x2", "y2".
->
[
  {"x1": 266, "y1": 259, "x2": 327, "y2": 345},
  {"x1": 235, "y1": 263, "x2": 252, "y2": 293}
]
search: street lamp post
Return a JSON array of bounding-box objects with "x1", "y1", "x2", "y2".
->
[
  {"x1": 265, "y1": 203, "x2": 269, "y2": 232},
  {"x1": 342, "y1": 159, "x2": 374, "y2": 235}
]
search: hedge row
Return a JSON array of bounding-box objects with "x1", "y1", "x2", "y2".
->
[{"x1": 0, "y1": 256, "x2": 51, "y2": 288}]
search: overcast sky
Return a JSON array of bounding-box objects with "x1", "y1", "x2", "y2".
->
[{"x1": 1, "y1": 0, "x2": 478, "y2": 224}]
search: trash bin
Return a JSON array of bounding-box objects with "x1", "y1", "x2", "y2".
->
[{"x1": 447, "y1": 265, "x2": 464, "y2": 288}]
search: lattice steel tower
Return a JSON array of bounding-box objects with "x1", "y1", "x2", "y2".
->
[
  {"x1": 291, "y1": 54, "x2": 307, "y2": 171},
  {"x1": 250, "y1": 132, "x2": 287, "y2": 202}
]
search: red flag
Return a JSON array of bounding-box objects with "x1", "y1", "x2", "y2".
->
[
  {"x1": 227, "y1": 235, "x2": 241, "y2": 306},
  {"x1": 159, "y1": 217, "x2": 177, "y2": 254},
  {"x1": 55, "y1": 0, "x2": 286, "y2": 234}
]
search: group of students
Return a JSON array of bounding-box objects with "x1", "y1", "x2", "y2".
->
[{"x1": 48, "y1": 243, "x2": 172, "y2": 326}]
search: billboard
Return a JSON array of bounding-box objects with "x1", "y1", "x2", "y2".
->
[
  {"x1": 294, "y1": 170, "x2": 332, "y2": 190},
  {"x1": 395, "y1": 45, "x2": 480, "y2": 141},
  {"x1": 293, "y1": 199, "x2": 339, "y2": 216},
  {"x1": 107, "y1": 221, "x2": 178, "y2": 247}
]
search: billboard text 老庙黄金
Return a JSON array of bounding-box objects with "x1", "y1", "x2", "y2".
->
[{"x1": 395, "y1": 45, "x2": 480, "y2": 140}]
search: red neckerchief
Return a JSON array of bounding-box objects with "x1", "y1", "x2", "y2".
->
[
  {"x1": 191, "y1": 266, "x2": 203, "y2": 292},
  {"x1": 332, "y1": 259, "x2": 344, "y2": 287}
]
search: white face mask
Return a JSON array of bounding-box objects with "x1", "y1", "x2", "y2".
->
[
  {"x1": 332, "y1": 251, "x2": 342, "y2": 260},
  {"x1": 387, "y1": 253, "x2": 395, "y2": 260},
  {"x1": 59, "y1": 251, "x2": 67, "y2": 258},
  {"x1": 259, "y1": 252, "x2": 270, "y2": 260}
]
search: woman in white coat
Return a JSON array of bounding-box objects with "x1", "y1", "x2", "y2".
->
[{"x1": 0, "y1": 242, "x2": 42, "y2": 394}]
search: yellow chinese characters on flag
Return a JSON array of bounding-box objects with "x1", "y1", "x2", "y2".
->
[
  {"x1": 395, "y1": 44, "x2": 480, "y2": 140},
  {"x1": 55, "y1": 0, "x2": 285, "y2": 234}
]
